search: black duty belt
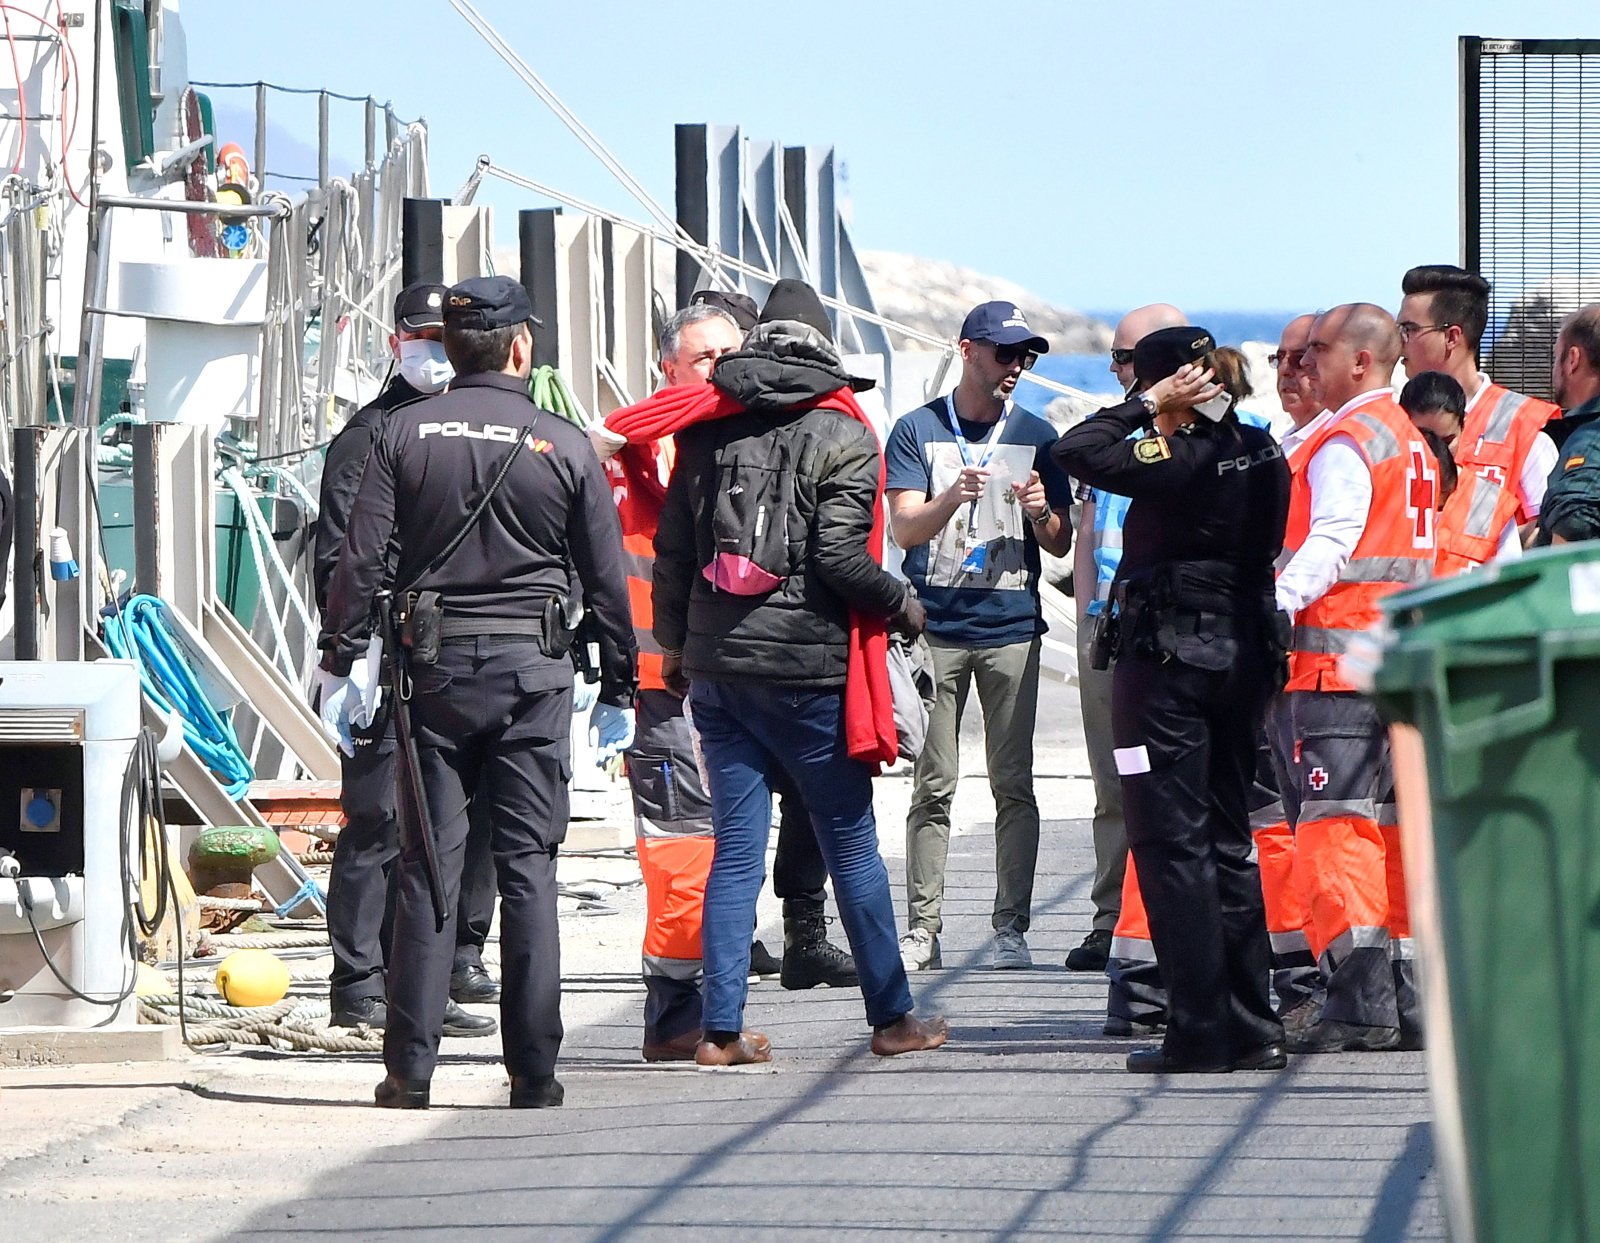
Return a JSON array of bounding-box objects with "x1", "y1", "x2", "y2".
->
[
  {"x1": 1163, "y1": 610, "x2": 1241, "y2": 637},
  {"x1": 439, "y1": 616, "x2": 545, "y2": 640}
]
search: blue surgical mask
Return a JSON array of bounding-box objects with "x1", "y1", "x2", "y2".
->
[{"x1": 397, "y1": 339, "x2": 453, "y2": 394}]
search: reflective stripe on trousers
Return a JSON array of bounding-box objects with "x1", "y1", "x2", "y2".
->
[
  {"x1": 1107, "y1": 853, "x2": 1166, "y2": 1025},
  {"x1": 1290, "y1": 689, "x2": 1401, "y2": 1028}
]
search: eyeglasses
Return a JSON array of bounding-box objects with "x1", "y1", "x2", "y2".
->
[
  {"x1": 1397, "y1": 321, "x2": 1454, "y2": 344},
  {"x1": 1110, "y1": 347, "x2": 1136, "y2": 366},
  {"x1": 992, "y1": 344, "x2": 1039, "y2": 369}
]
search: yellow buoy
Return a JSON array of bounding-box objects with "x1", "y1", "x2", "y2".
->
[{"x1": 214, "y1": 949, "x2": 291, "y2": 1008}]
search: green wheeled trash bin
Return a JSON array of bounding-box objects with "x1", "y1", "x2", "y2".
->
[{"x1": 1373, "y1": 545, "x2": 1600, "y2": 1243}]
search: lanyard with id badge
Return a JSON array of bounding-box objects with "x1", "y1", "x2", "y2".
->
[{"x1": 944, "y1": 394, "x2": 1009, "y2": 576}]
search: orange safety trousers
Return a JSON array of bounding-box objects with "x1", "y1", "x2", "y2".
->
[
  {"x1": 1254, "y1": 822, "x2": 1308, "y2": 945},
  {"x1": 1290, "y1": 690, "x2": 1413, "y2": 1032},
  {"x1": 628, "y1": 689, "x2": 716, "y2": 1046},
  {"x1": 1105, "y1": 854, "x2": 1166, "y2": 1027},
  {"x1": 637, "y1": 834, "x2": 713, "y2": 963},
  {"x1": 1257, "y1": 693, "x2": 1321, "y2": 1013}
]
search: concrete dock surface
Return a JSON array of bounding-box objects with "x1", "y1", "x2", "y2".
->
[{"x1": 0, "y1": 677, "x2": 1442, "y2": 1241}]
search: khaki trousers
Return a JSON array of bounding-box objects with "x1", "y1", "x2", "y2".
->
[{"x1": 905, "y1": 636, "x2": 1042, "y2": 935}]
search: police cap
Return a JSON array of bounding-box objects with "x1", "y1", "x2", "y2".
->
[
  {"x1": 443, "y1": 275, "x2": 542, "y2": 331},
  {"x1": 394, "y1": 281, "x2": 447, "y2": 331},
  {"x1": 1134, "y1": 325, "x2": 1216, "y2": 387}
]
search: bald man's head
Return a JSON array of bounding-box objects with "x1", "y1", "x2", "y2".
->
[
  {"x1": 1302, "y1": 303, "x2": 1401, "y2": 412},
  {"x1": 1111, "y1": 303, "x2": 1187, "y2": 392}
]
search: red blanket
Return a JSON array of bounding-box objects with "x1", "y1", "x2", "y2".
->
[{"x1": 606, "y1": 383, "x2": 898, "y2": 768}]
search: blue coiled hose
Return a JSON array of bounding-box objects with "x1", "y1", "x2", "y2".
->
[{"x1": 101, "y1": 596, "x2": 254, "y2": 799}]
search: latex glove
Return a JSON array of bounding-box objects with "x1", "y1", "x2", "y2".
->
[
  {"x1": 350, "y1": 635, "x2": 385, "y2": 729},
  {"x1": 587, "y1": 422, "x2": 627, "y2": 462},
  {"x1": 313, "y1": 667, "x2": 357, "y2": 758},
  {"x1": 573, "y1": 671, "x2": 600, "y2": 714},
  {"x1": 588, "y1": 702, "x2": 636, "y2": 767}
]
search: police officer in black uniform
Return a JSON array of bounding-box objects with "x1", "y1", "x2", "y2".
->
[
  {"x1": 313, "y1": 281, "x2": 498, "y2": 1037},
  {"x1": 321, "y1": 275, "x2": 638, "y2": 1109},
  {"x1": 1053, "y1": 327, "x2": 1290, "y2": 1075}
]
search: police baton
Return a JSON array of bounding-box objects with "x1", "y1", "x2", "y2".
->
[{"x1": 377, "y1": 592, "x2": 449, "y2": 932}]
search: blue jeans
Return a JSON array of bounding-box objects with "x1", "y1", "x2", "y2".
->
[{"x1": 689, "y1": 679, "x2": 916, "y2": 1032}]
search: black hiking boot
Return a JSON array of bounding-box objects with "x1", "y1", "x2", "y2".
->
[{"x1": 780, "y1": 899, "x2": 858, "y2": 990}]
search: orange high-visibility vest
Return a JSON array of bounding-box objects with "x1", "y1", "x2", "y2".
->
[
  {"x1": 1286, "y1": 395, "x2": 1436, "y2": 693},
  {"x1": 605, "y1": 442, "x2": 672, "y2": 693},
  {"x1": 1454, "y1": 381, "x2": 1558, "y2": 523},
  {"x1": 1434, "y1": 469, "x2": 1499, "y2": 576}
]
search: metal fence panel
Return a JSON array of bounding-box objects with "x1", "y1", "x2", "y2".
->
[{"x1": 1463, "y1": 37, "x2": 1600, "y2": 400}]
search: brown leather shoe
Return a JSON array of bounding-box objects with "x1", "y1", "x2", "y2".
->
[
  {"x1": 870, "y1": 1013, "x2": 950, "y2": 1057},
  {"x1": 694, "y1": 1031, "x2": 773, "y2": 1067},
  {"x1": 642, "y1": 1029, "x2": 703, "y2": 1063}
]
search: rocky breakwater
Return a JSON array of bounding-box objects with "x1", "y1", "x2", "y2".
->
[{"x1": 859, "y1": 250, "x2": 1112, "y2": 355}]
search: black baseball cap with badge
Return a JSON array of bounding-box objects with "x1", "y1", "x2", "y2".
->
[
  {"x1": 442, "y1": 275, "x2": 543, "y2": 330},
  {"x1": 394, "y1": 281, "x2": 447, "y2": 332},
  {"x1": 959, "y1": 301, "x2": 1050, "y2": 354},
  {"x1": 1133, "y1": 325, "x2": 1216, "y2": 388}
]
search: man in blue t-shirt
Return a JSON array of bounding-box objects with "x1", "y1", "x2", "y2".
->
[{"x1": 884, "y1": 301, "x2": 1074, "y2": 972}]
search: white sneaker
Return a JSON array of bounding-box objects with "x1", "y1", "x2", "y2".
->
[
  {"x1": 991, "y1": 928, "x2": 1033, "y2": 970},
  {"x1": 899, "y1": 928, "x2": 941, "y2": 972}
]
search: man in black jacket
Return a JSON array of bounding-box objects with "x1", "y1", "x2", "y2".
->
[
  {"x1": 313, "y1": 281, "x2": 498, "y2": 1037},
  {"x1": 653, "y1": 279, "x2": 948, "y2": 1066}
]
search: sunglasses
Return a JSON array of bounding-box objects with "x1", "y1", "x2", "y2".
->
[
  {"x1": 1110, "y1": 348, "x2": 1136, "y2": 366},
  {"x1": 1268, "y1": 350, "x2": 1303, "y2": 370},
  {"x1": 992, "y1": 344, "x2": 1039, "y2": 369}
]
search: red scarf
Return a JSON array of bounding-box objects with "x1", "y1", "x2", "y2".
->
[{"x1": 606, "y1": 383, "x2": 898, "y2": 768}]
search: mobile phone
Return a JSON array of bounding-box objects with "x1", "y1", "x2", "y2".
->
[{"x1": 1195, "y1": 392, "x2": 1234, "y2": 422}]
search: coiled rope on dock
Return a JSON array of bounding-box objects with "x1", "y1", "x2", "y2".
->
[{"x1": 139, "y1": 994, "x2": 382, "y2": 1053}]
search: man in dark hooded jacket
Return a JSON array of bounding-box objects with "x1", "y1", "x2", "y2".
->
[{"x1": 651, "y1": 279, "x2": 949, "y2": 1067}]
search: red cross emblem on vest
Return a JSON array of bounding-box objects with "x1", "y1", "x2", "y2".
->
[
  {"x1": 1478, "y1": 463, "x2": 1507, "y2": 488},
  {"x1": 1407, "y1": 447, "x2": 1437, "y2": 546},
  {"x1": 1308, "y1": 766, "x2": 1330, "y2": 791}
]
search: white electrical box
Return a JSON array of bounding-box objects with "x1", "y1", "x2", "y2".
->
[{"x1": 0, "y1": 661, "x2": 143, "y2": 1029}]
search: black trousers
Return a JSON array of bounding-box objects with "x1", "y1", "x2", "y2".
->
[
  {"x1": 384, "y1": 638, "x2": 572, "y2": 1082},
  {"x1": 326, "y1": 722, "x2": 497, "y2": 1007},
  {"x1": 770, "y1": 766, "x2": 828, "y2": 904},
  {"x1": 1112, "y1": 651, "x2": 1282, "y2": 1064}
]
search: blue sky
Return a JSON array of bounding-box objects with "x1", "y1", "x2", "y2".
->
[{"x1": 181, "y1": 1, "x2": 1597, "y2": 313}]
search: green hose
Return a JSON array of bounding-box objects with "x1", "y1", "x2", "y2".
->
[{"x1": 530, "y1": 365, "x2": 586, "y2": 428}]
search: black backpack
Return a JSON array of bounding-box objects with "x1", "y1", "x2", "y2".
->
[{"x1": 700, "y1": 434, "x2": 800, "y2": 595}]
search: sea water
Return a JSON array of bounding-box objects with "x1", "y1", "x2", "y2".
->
[{"x1": 1029, "y1": 309, "x2": 1299, "y2": 398}]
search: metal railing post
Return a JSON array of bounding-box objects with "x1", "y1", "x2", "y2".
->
[
  {"x1": 70, "y1": 205, "x2": 111, "y2": 428},
  {"x1": 254, "y1": 82, "x2": 267, "y2": 188}
]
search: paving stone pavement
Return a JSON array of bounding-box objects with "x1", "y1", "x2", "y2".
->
[{"x1": 0, "y1": 677, "x2": 1443, "y2": 1241}]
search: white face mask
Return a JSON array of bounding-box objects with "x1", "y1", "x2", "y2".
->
[{"x1": 397, "y1": 338, "x2": 453, "y2": 394}]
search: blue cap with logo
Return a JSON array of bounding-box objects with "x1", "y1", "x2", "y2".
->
[
  {"x1": 959, "y1": 301, "x2": 1049, "y2": 353},
  {"x1": 443, "y1": 275, "x2": 542, "y2": 330}
]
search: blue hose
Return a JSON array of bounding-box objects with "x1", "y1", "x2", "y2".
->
[{"x1": 102, "y1": 596, "x2": 254, "y2": 800}]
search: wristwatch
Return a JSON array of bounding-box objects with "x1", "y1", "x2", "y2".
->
[
  {"x1": 1029, "y1": 507, "x2": 1052, "y2": 527},
  {"x1": 1134, "y1": 391, "x2": 1159, "y2": 419}
]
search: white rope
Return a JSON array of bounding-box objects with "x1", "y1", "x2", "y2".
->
[
  {"x1": 446, "y1": 0, "x2": 717, "y2": 275},
  {"x1": 480, "y1": 164, "x2": 1100, "y2": 406}
]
